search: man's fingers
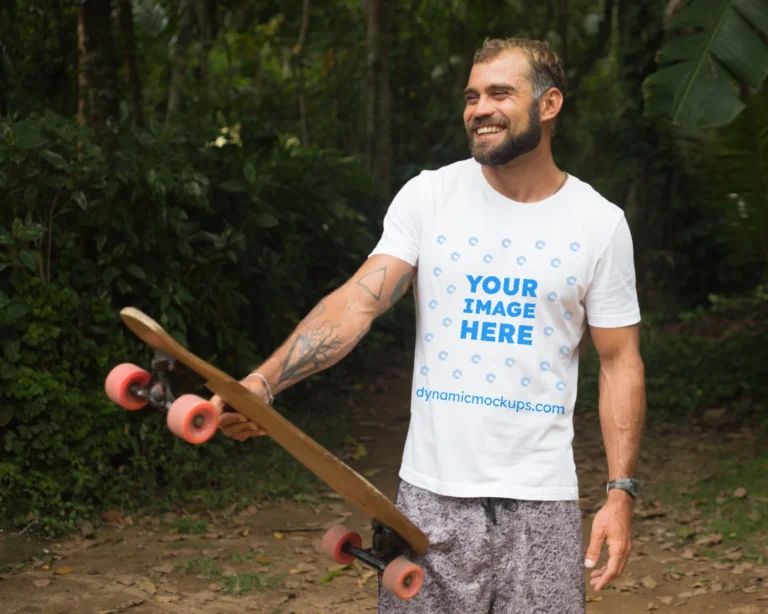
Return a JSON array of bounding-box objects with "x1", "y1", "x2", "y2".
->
[
  {"x1": 593, "y1": 551, "x2": 622, "y2": 591},
  {"x1": 584, "y1": 528, "x2": 605, "y2": 569}
]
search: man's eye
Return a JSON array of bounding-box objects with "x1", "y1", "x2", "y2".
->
[{"x1": 465, "y1": 96, "x2": 478, "y2": 103}]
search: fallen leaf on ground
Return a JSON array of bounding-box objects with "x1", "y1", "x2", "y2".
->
[
  {"x1": 151, "y1": 564, "x2": 174, "y2": 574},
  {"x1": 54, "y1": 566, "x2": 74, "y2": 575},
  {"x1": 136, "y1": 577, "x2": 156, "y2": 596},
  {"x1": 33, "y1": 579, "x2": 51, "y2": 588},
  {"x1": 733, "y1": 488, "x2": 748, "y2": 499},
  {"x1": 642, "y1": 576, "x2": 657, "y2": 589},
  {"x1": 155, "y1": 595, "x2": 181, "y2": 603},
  {"x1": 586, "y1": 596, "x2": 602, "y2": 602},
  {"x1": 289, "y1": 563, "x2": 317, "y2": 575},
  {"x1": 658, "y1": 596, "x2": 673, "y2": 605},
  {"x1": 696, "y1": 534, "x2": 723, "y2": 547},
  {"x1": 102, "y1": 510, "x2": 123, "y2": 524}
]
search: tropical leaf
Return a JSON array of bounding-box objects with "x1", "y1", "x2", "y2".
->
[{"x1": 643, "y1": 0, "x2": 768, "y2": 128}]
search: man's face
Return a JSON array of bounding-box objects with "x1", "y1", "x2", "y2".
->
[{"x1": 463, "y1": 51, "x2": 543, "y2": 167}]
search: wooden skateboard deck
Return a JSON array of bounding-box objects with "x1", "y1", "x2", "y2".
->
[{"x1": 118, "y1": 307, "x2": 429, "y2": 555}]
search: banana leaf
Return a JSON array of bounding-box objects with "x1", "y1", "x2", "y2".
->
[{"x1": 643, "y1": 0, "x2": 768, "y2": 128}]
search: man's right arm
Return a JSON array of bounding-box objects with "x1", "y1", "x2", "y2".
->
[{"x1": 213, "y1": 253, "x2": 416, "y2": 440}]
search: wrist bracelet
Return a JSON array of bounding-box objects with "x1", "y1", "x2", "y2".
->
[{"x1": 244, "y1": 372, "x2": 275, "y2": 405}]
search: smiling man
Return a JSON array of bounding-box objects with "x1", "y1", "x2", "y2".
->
[{"x1": 212, "y1": 37, "x2": 646, "y2": 613}]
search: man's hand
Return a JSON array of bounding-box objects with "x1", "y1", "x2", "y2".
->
[
  {"x1": 584, "y1": 491, "x2": 633, "y2": 591},
  {"x1": 211, "y1": 377, "x2": 269, "y2": 441}
]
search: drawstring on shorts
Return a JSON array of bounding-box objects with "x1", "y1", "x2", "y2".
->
[{"x1": 481, "y1": 498, "x2": 518, "y2": 525}]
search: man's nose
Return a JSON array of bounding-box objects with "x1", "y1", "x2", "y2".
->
[{"x1": 473, "y1": 95, "x2": 495, "y2": 118}]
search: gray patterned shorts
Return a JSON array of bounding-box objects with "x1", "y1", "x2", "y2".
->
[{"x1": 378, "y1": 480, "x2": 586, "y2": 614}]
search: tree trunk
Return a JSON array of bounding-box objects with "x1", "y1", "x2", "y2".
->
[
  {"x1": 166, "y1": 0, "x2": 196, "y2": 122},
  {"x1": 294, "y1": 0, "x2": 311, "y2": 146},
  {"x1": 118, "y1": 0, "x2": 144, "y2": 127},
  {"x1": 195, "y1": 0, "x2": 217, "y2": 88},
  {"x1": 558, "y1": 0, "x2": 570, "y2": 76},
  {"x1": 364, "y1": 0, "x2": 393, "y2": 194},
  {"x1": 77, "y1": 0, "x2": 120, "y2": 140}
]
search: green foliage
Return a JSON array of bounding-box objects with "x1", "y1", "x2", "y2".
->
[
  {"x1": 697, "y1": 89, "x2": 768, "y2": 272},
  {"x1": 0, "y1": 111, "x2": 387, "y2": 533},
  {"x1": 577, "y1": 328, "x2": 768, "y2": 419},
  {"x1": 643, "y1": 0, "x2": 768, "y2": 128}
]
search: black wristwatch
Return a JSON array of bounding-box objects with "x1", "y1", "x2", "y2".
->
[{"x1": 607, "y1": 478, "x2": 640, "y2": 498}]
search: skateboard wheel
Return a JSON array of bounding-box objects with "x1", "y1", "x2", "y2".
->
[
  {"x1": 382, "y1": 557, "x2": 423, "y2": 600},
  {"x1": 167, "y1": 395, "x2": 219, "y2": 444},
  {"x1": 105, "y1": 363, "x2": 151, "y2": 410},
  {"x1": 321, "y1": 525, "x2": 362, "y2": 565}
]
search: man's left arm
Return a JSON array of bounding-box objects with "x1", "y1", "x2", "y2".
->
[{"x1": 584, "y1": 323, "x2": 646, "y2": 591}]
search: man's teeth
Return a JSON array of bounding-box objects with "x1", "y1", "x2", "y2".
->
[{"x1": 477, "y1": 126, "x2": 504, "y2": 135}]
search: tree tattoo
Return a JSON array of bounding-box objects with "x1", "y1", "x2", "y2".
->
[
  {"x1": 390, "y1": 272, "x2": 413, "y2": 306},
  {"x1": 278, "y1": 319, "x2": 343, "y2": 383}
]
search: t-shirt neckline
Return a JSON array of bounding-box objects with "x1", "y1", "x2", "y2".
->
[{"x1": 473, "y1": 159, "x2": 574, "y2": 208}]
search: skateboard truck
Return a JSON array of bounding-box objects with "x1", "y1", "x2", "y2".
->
[
  {"x1": 320, "y1": 520, "x2": 423, "y2": 599},
  {"x1": 105, "y1": 353, "x2": 220, "y2": 444}
]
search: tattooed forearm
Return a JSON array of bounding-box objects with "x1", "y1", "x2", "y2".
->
[
  {"x1": 355, "y1": 266, "x2": 387, "y2": 301},
  {"x1": 278, "y1": 319, "x2": 344, "y2": 383},
  {"x1": 389, "y1": 272, "x2": 413, "y2": 307},
  {"x1": 304, "y1": 300, "x2": 327, "y2": 323}
]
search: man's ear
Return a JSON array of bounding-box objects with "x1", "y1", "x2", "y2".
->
[{"x1": 540, "y1": 88, "x2": 564, "y2": 123}]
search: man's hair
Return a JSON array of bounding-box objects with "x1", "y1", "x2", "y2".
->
[{"x1": 473, "y1": 38, "x2": 567, "y2": 101}]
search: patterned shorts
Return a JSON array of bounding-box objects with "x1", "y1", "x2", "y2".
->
[{"x1": 378, "y1": 480, "x2": 586, "y2": 614}]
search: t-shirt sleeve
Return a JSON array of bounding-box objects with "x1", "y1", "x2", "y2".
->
[
  {"x1": 584, "y1": 215, "x2": 641, "y2": 328},
  {"x1": 368, "y1": 173, "x2": 426, "y2": 266}
]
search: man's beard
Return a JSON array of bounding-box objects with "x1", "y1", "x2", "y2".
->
[{"x1": 467, "y1": 101, "x2": 542, "y2": 167}]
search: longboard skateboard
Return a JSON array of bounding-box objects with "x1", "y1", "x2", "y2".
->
[{"x1": 105, "y1": 307, "x2": 428, "y2": 599}]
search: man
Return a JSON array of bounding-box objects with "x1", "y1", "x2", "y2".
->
[{"x1": 212, "y1": 37, "x2": 646, "y2": 613}]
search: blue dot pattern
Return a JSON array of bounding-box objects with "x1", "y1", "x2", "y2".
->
[{"x1": 422, "y1": 230, "x2": 584, "y2": 406}]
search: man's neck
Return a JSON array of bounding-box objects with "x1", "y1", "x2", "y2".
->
[{"x1": 480, "y1": 146, "x2": 566, "y2": 203}]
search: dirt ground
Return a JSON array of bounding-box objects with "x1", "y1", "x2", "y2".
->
[{"x1": 2, "y1": 367, "x2": 767, "y2": 614}]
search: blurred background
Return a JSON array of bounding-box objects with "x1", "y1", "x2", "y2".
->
[{"x1": 0, "y1": 0, "x2": 766, "y2": 541}]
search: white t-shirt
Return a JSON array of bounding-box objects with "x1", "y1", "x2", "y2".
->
[{"x1": 370, "y1": 159, "x2": 641, "y2": 501}]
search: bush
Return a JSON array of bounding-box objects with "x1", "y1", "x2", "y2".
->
[{"x1": 0, "y1": 111, "x2": 397, "y2": 533}]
